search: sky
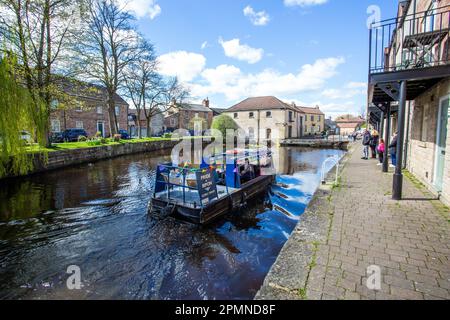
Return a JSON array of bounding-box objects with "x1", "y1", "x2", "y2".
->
[{"x1": 119, "y1": 0, "x2": 398, "y2": 119}]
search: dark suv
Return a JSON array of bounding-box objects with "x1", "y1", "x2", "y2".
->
[
  {"x1": 118, "y1": 129, "x2": 130, "y2": 140},
  {"x1": 62, "y1": 129, "x2": 88, "y2": 142}
]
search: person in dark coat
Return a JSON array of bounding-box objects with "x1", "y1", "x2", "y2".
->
[
  {"x1": 389, "y1": 132, "x2": 398, "y2": 168},
  {"x1": 361, "y1": 130, "x2": 371, "y2": 160},
  {"x1": 370, "y1": 130, "x2": 380, "y2": 159}
]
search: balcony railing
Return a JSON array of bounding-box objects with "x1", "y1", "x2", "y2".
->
[{"x1": 369, "y1": 5, "x2": 450, "y2": 74}]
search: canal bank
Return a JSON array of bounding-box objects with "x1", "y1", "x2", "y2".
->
[
  {"x1": 3, "y1": 138, "x2": 202, "y2": 179},
  {"x1": 256, "y1": 143, "x2": 450, "y2": 300}
]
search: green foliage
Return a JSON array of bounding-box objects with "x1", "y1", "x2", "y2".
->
[
  {"x1": 162, "y1": 133, "x2": 172, "y2": 139},
  {"x1": 113, "y1": 134, "x2": 121, "y2": 142},
  {"x1": 78, "y1": 135, "x2": 87, "y2": 142},
  {"x1": 211, "y1": 114, "x2": 238, "y2": 136},
  {"x1": 0, "y1": 53, "x2": 47, "y2": 178}
]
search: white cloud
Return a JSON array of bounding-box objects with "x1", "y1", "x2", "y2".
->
[
  {"x1": 189, "y1": 57, "x2": 345, "y2": 101},
  {"x1": 284, "y1": 0, "x2": 328, "y2": 7},
  {"x1": 346, "y1": 82, "x2": 367, "y2": 89},
  {"x1": 201, "y1": 41, "x2": 208, "y2": 50},
  {"x1": 243, "y1": 5, "x2": 270, "y2": 26},
  {"x1": 118, "y1": 0, "x2": 161, "y2": 20},
  {"x1": 157, "y1": 51, "x2": 206, "y2": 82},
  {"x1": 321, "y1": 82, "x2": 366, "y2": 99},
  {"x1": 219, "y1": 38, "x2": 264, "y2": 64}
]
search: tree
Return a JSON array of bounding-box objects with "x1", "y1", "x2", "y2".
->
[
  {"x1": 0, "y1": 53, "x2": 46, "y2": 177},
  {"x1": 211, "y1": 114, "x2": 238, "y2": 137},
  {"x1": 143, "y1": 76, "x2": 189, "y2": 137},
  {"x1": 124, "y1": 38, "x2": 157, "y2": 138},
  {"x1": 0, "y1": 0, "x2": 85, "y2": 147},
  {"x1": 72, "y1": 0, "x2": 144, "y2": 136}
]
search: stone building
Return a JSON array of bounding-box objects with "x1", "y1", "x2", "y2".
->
[
  {"x1": 367, "y1": 0, "x2": 450, "y2": 204},
  {"x1": 224, "y1": 96, "x2": 325, "y2": 142},
  {"x1": 296, "y1": 106, "x2": 325, "y2": 136},
  {"x1": 50, "y1": 79, "x2": 129, "y2": 138},
  {"x1": 163, "y1": 98, "x2": 213, "y2": 132}
]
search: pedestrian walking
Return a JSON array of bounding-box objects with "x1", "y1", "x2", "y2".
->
[
  {"x1": 370, "y1": 130, "x2": 379, "y2": 159},
  {"x1": 377, "y1": 138, "x2": 385, "y2": 166},
  {"x1": 389, "y1": 132, "x2": 398, "y2": 168},
  {"x1": 361, "y1": 129, "x2": 371, "y2": 160}
]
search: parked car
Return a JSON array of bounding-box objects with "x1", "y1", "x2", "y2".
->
[
  {"x1": 50, "y1": 132, "x2": 64, "y2": 143},
  {"x1": 118, "y1": 129, "x2": 130, "y2": 140},
  {"x1": 62, "y1": 128, "x2": 88, "y2": 142}
]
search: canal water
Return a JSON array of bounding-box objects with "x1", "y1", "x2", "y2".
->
[{"x1": 0, "y1": 147, "x2": 344, "y2": 300}]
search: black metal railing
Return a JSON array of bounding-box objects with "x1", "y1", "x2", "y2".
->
[{"x1": 369, "y1": 5, "x2": 450, "y2": 74}]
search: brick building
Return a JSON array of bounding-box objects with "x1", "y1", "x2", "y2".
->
[
  {"x1": 128, "y1": 109, "x2": 164, "y2": 137},
  {"x1": 163, "y1": 98, "x2": 213, "y2": 132},
  {"x1": 50, "y1": 80, "x2": 129, "y2": 138},
  {"x1": 367, "y1": 0, "x2": 450, "y2": 204}
]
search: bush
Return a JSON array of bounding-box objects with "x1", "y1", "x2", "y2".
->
[
  {"x1": 87, "y1": 140, "x2": 102, "y2": 146},
  {"x1": 100, "y1": 138, "x2": 108, "y2": 144},
  {"x1": 95, "y1": 131, "x2": 102, "y2": 138},
  {"x1": 78, "y1": 135, "x2": 87, "y2": 142},
  {"x1": 211, "y1": 114, "x2": 238, "y2": 137},
  {"x1": 113, "y1": 134, "x2": 121, "y2": 142},
  {"x1": 162, "y1": 133, "x2": 172, "y2": 139}
]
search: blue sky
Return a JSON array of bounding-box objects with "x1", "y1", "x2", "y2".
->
[{"x1": 120, "y1": 0, "x2": 397, "y2": 118}]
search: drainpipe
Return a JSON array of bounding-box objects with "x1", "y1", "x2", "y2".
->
[
  {"x1": 403, "y1": 101, "x2": 411, "y2": 169},
  {"x1": 257, "y1": 110, "x2": 260, "y2": 145}
]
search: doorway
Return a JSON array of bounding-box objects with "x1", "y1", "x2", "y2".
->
[
  {"x1": 434, "y1": 95, "x2": 449, "y2": 191},
  {"x1": 97, "y1": 121, "x2": 105, "y2": 138}
]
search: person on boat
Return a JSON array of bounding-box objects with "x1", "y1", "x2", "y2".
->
[{"x1": 240, "y1": 158, "x2": 255, "y2": 182}]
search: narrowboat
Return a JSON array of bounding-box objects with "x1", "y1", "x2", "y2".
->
[{"x1": 148, "y1": 148, "x2": 275, "y2": 224}]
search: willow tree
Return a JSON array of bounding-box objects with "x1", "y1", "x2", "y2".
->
[
  {"x1": 0, "y1": 0, "x2": 85, "y2": 147},
  {"x1": 0, "y1": 53, "x2": 46, "y2": 177}
]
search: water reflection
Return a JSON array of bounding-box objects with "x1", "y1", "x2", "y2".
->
[{"x1": 0, "y1": 147, "x2": 344, "y2": 300}]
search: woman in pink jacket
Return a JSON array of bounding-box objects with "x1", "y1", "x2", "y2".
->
[{"x1": 377, "y1": 139, "x2": 385, "y2": 166}]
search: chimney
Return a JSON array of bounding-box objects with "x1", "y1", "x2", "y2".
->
[
  {"x1": 202, "y1": 97, "x2": 210, "y2": 108},
  {"x1": 315, "y1": 105, "x2": 320, "y2": 109}
]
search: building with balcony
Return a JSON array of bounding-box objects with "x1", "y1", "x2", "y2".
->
[{"x1": 367, "y1": 0, "x2": 450, "y2": 204}]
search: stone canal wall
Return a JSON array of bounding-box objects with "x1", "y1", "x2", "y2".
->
[
  {"x1": 255, "y1": 144, "x2": 354, "y2": 300},
  {"x1": 281, "y1": 139, "x2": 349, "y2": 150},
  {"x1": 6, "y1": 139, "x2": 187, "y2": 179}
]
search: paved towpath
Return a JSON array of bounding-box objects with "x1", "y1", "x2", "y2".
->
[{"x1": 256, "y1": 143, "x2": 450, "y2": 300}]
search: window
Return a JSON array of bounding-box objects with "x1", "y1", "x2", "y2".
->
[
  {"x1": 96, "y1": 106, "x2": 103, "y2": 114},
  {"x1": 51, "y1": 119, "x2": 61, "y2": 132},
  {"x1": 50, "y1": 100, "x2": 59, "y2": 110},
  {"x1": 266, "y1": 111, "x2": 272, "y2": 118},
  {"x1": 318, "y1": 116, "x2": 321, "y2": 121},
  {"x1": 234, "y1": 113, "x2": 238, "y2": 119},
  {"x1": 424, "y1": 1, "x2": 437, "y2": 32},
  {"x1": 75, "y1": 121, "x2": 84, "y2": 129},
  {"x1": 115, "y1": 106, "x2": 120, "y2": 116},
  {"x1": 195, "y1": 113, "x2": 199, "y2": 118},
  {"x1": 170, "y1": 118, "x2": 176, "y2": 126},
  {"x1": 248, "y1": 127, "x2": 255, "y2": 141},
  {"x1": 288, "y1": 111, "x2": 293, "y2": 122},
  {"x1": 249, "y1": 112, "x2": 254, "y2": 119},
  {"x1": 75, "y1": 102, "x2": 82, "y2": 112},
  {"x1": 317, "y1": 125, "x2": 321, "y2": 132},
  {"x1": 311, "y1": 115, "x2": 314, "y2": 121},
  {"x1": 266, "y1": 128, "x2": 272, "y2": 140},
  {"x1": 421, "y1": 104, "x2": 429, "y2": 142}
]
